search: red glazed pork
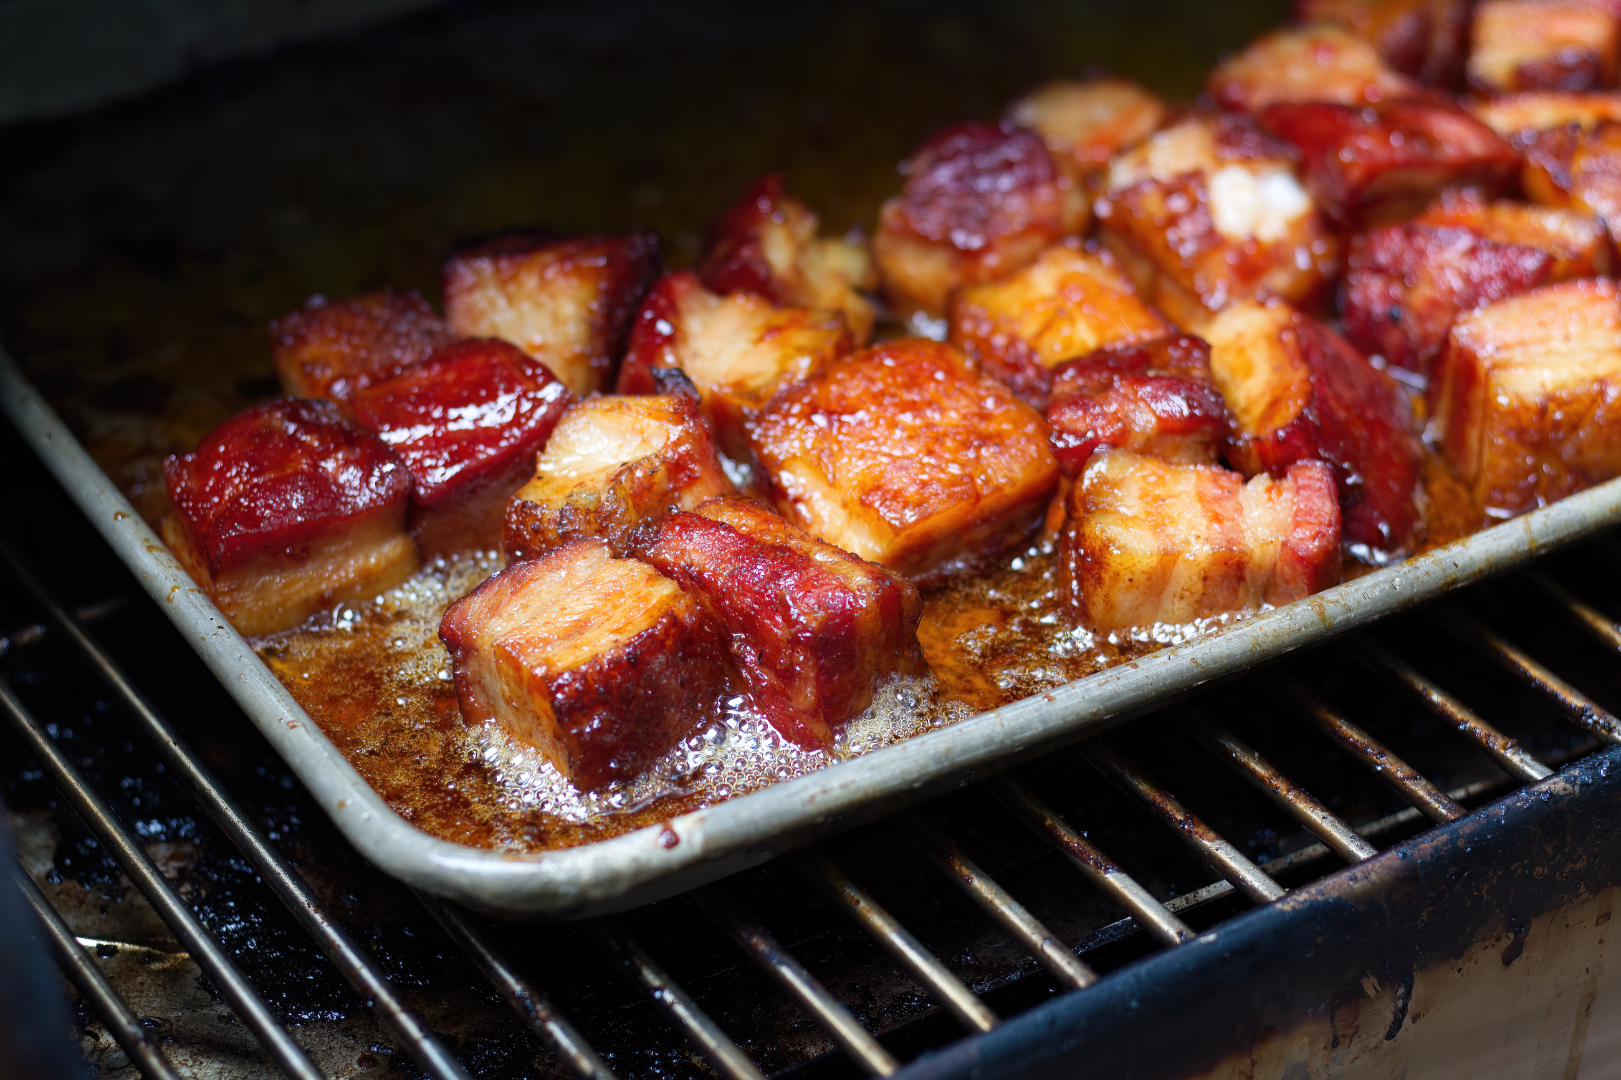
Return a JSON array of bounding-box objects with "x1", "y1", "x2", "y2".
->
[
  {"x1": 1295, "y1": 0, "x2": 1470, "y2": 85},
  {"x1": 269, "y1": 289, "x2": 455, "y2": 403},
  {"x1": 1522, "y1": 120, "x2": 1621, "y2": 242},
  {"x1": 1468, "y1": 0, "x2": 1621, "y2": 93},
  {"x1": 1006, "y1": 78, "x2": 1169, "y2": 223}
]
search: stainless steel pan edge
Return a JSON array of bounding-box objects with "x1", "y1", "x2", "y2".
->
[{"x1": 6, "y1": 348, "x2": 1619, "y2": 918}]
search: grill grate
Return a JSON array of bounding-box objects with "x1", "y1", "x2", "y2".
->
[{"x1": 4, "y1": 475, "x2": 1619, "y2": 1079}]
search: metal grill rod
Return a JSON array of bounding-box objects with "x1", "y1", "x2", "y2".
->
[
  {"x1": 0, "y1": 539, "x2": 474, "y2": 1080},
  {"x1": 1527, "y1": 571, "x2": 1621, "y2": 653},
  {"x1": 0, "y1": 678, "x2": 325, "y2": 1080}
]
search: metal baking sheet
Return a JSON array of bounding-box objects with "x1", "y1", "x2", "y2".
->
[{"x1": 5, "y1": 347, "x2": 1619, "y2": 918}]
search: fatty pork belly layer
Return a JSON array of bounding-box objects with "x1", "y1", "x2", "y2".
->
[
  {"x1": 348, "y1": 338, "x2": 574, "y2": 556},
  {"x1": 946, "y1": 240, "x2": 1172, "y2": 407},
  {"x1": 1207, "y1": 23, "x2": 1424, "y2": 111},
  {"x1": 1296, "y1": 0, "x2": 1471, "y2": 86},
  {"x1": 696, "y1": 174, "x2": 878, "y2": 344},
  {"x1": 503, "y1": 393, "x2": 734, "y2": 561},
  {"x1": 162, "y1": 399, "x2": 419, "y2": 636},
  {"x1": 1431, "y1": 277, "x2": 1621, "y2": 517},
  {"x1": 269, "y1": 289, "x2": 456, "y2": 403},
  {"x1": 439, "y1": 539, "x2": 733, "y2": 790},
  {"x1": 1095, "y1": 112, "x2": 1337, "y2": 332},
  {"x1": 1468, "y1": 0, "x2": 1621, "y2": 93},
  {"x1": 441, "y1": 231, "x2": 659, "y2": 396},
  {"x1": 637, "y1": 498, "x2": 924, "y2": 751},
  {"x1": 1205, "y1": 299, "x2": 1423, "y2": 560},
  {"x1": 750, "y1": 338, "x2": 1059, "y2": 581},
  {"x1": 616, "y1": 271, "x2": 852, "y2": 459},
  {"x1": 1060, "y1": 450, "x2": 1341, "y2": 633}
]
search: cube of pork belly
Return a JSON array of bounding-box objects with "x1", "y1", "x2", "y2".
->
[
  {"x1": 161, "y1": 399, "x2": 418, "y2": 636},
  {"x1": 1522, "y1": 120, "x2": 1621, "y2": 241},
  {"x1": 1206, "y1": 300, "x2": 1423, "y2": 559},
  {"x1": 1261, "y1": 101, "x2": 1519, "y2": 229},
  {"x1": 503, "y1": 393, "x2": 733, "y2": 561},
  {"x1": 1046, "y1": 336, "x2": 1231, "y2": 474},
  {"x1": 1468, "y1": 0, "x2": 1621, "y2": 93},
  {"x1": 438, "y1": 539, "x2": 732, "y2": 790},
  {"x1": 1416, "y1": 192, "x2": 1614, "y2": 278},
  {"x1": 441, "y1": 231, "x2": 659, "y2": 397},
  {"x1": 1059, "y1": 450, "x2": 1342, "y2": 632},
  {"x1": 1296, "y1": 0, "x2": 1470, "y2": 84},
  {"x1": 348, "y1": 338, "x2": 574, "y2": 556},
  {"x1": 1096, "y1": 113, "x2": 1337, "y2": 332},
  {"x1": 616, "y1": 271, "x2": 852, "y2": 460},
  {"x1": 636, "y1": 498, "x2": 924, "y2": 750},
  {"x1": 946, "y1": 241, "x2": 1171, "y2": 407},
  {"x1": 873, "y1": 121, "x2": 1084, "y2": 320},
  {"x1": 1431, "y1": 278, "x2": 1621, "y2": 516},
  {"x1": 696, "y1": 174, "x2": 878, "y2": 344},
  {"x1": 1207, "y1": 25, "x2": 1422, "y2": 112},
  {"x1": 1471, "y1": 91, "x2": 1621, "y2": 144},
  {"x1": 269, "y1": 289, "x2": 456, "y2": 403},
  {"x1": 750, "y1": 339, "x2": 1059, "y2": 580},
  {"x1": 1006, "y1": 79, "x2": 1168, "y2": 193}
]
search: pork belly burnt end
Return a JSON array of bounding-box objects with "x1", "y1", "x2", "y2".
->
[
  {"x1": 438, "y1": 540, "x2": 732, "y2": 790},
  {"x1": 874, "y1": 121, "x2": 1084, "y2": 320},
  {"x1": 1060, "y1": 450, "x2": 1341, "y2": 633},
  {"x1": 162, "y1": 399, "x2": 419, "y2": 636},
  {"x1": 349, "y1": 338, "x2": 574, "y2": 556},
  {"x1": 637, "y1": 498, "x2": 924, "y2": 750},
  {"x1": 1296, "y1": 0, "x2": 1470, "y2": 85},
  {"x1": 269, "y1": 289, "x2": 456, "y2": 403},
  {"x1": 442, "y1": 231, "x2": 659, "y2": 397},
  {"x1": 1431, "y1": 278, "x2": 1621, "y2": 517},
  {"x1": 1522, "y1": 121, "x2": 1621, "y2": 242},
  {"x1": 1208, "y1": 24, "x2": 1421, "y2": 112},
  {"x1": 616, "y1": 271, "x2": 851, "y2": 459},
  {"x1": 750, "y1": 339, "x2": 1059, "y2": 580},
  {"x1": 1006, "y1": 79, "x2": 1168, "y2": 194},
  {"x1": 1471, "y1": 91, "x2": 1621, "y2": 143},
  {"x1": 947, "y1": 241, "x2": 1172, "y2": 406},
  {"x1": 1262, "y1": 101, "x2": 1519, "y2": 229},
  {"x1": 1096, "y1": 113, "x2": 1336, "y2": 331},
  {"x1": 696, "y1": 174, "x2": 877, "y2": 344},
  {"x1": 1046, "y1": 336, "x2": 1230, "y2": 474},
  {"x1": 1468, "y1": 0, "x2": 1621, "y2": 93},
  {"x1": 1206, "y1": 300, "x2": 1422, "y2": 558},
  {"x1": 503, "y1": 394, "x2": 733, "y2": 561}
]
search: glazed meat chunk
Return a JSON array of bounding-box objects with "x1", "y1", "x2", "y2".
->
[
  {"x1": 1262, "y1": 100, "x2": 1519, "y2": 229},
  {"x1": 269, "y1": 289, "x2": 456, "y2": 403},
  {"x1": 162, "y1": 399, "x2": 419, "y2": 636},
  {"x1": 874, "y1": 121, "x2": 1085, "y2": 322},
  {"x1": 616, "y1": 271, "x2": 852, "y2": 459},
  {"x1": 696, "y1": 174, "x2": 877, "y2": 344},
  {"x1": 1468, "y1": 0, "x2": 1621, "y2": 93},
  {"x1": 1097, "y1": 113, "x2": 1337, "y2": 331},
  {"x1": 503, "y1": 394, "x2": 733, "y2": 561},
  {"x1": 348, "y1": 338, "x2": 574, "y2": 556},
  {"x1": 1046, "y1": 336, "x2": 1231, "y2": 474},
  {"x1": 1431, "y1": 278, "x2": 1621, "y2": 517},
  {"x1": 1059, "y1": 450, "x2": 1341, "y2": 633},
  {"x1": 946, "y1": 241, "x2": 1172, "y2": 407},
  {"x1": 442, "y1": 231, "x2": 659, "y2": 396},
  {"x1": 1521, "y1": 120, "x2": 1621, "y2": 241},
  {"x1": 750, "y1": 339, "x2": 1059, "y2": 580},
  {"x1": 1206, "y1": 300, "x2": 1423, "y2": 559},
  {"x1": 439, "y1": 540, "x2": 733, "y2": 790},
  {"x1": 1296, "y1": 0, "x2": 1470, "y2": 84},
  {"x1": 1207, "y1": 24, "x2": 1421, "y2": 111},
  {"x1": 1006, "y1": 78, "x2": 1169, "y2": 219},
  {"x1": 636, "y1": 498, "x2": 924, "y2": 750},
  {"x1": 1471, "y1": 91, "x2": 1621, "y2": 144}
]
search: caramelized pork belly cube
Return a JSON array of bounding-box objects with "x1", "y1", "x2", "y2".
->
[
  {"x1": 750, "y1": 339, "x2": 1059, "y2": 580},
  {"x1": 946, "y1": 241, "x2": 1171, "y2": 406},
  {"x1": 1097, "y1": 113, "x2": 1336, "y2": 331},
  {"x1": 1416, "y1": 192, "x2": 1614, "y2": 277},
  {"x1": 269, "y1": 289, "x2": 456, "y2": 403},
  {"x1": 1046, "y1": 336, "x2": 1230, "y2": 474},
  {"x1": 616, "y1": 271, "x2": 851, "y2": 459},
  {"x1": 348, "y1": 338, "x2": 574, "y2": 556},
  {"x1": 441, "y1": 231, "x2": 659, "y2": 397},
  {"x1": 439, "y1": 540, "x2": 731, "y2": 790},
  {"x1": 1431, "y1": 278, "x2": 1621, "y2": 516},
  {"x1": 1296, "y1": 0, "x2": 1470, "y2": 84},
  {"x1": 503, "y1": 394, "x2": 733, "y2": 561},
  {"x1": 1470, "y1": 91, "x2": 1621, "y2": 144},
  {"x1": 1059, "y1": 450, "x2": 1342, "y2": 632},
  {"x1": 162, "y1": 399, "x2": 418, "y2": 636},
  {"x1": 636, "y1": 498, "x2": 924, "y2": 750},
  {"x1": 1006, "y1": 79, "x2": 1168, "y2": 189},
  {"x1": 1468, "y1": 0, "x2": 1621, "y2": 93},
  {"x1": 874, "y1": 121, "x2": 1084, "y2": 320},
  {"x1": 696, "y1": 174, "x2": 877, "y2": 344},
  {"x1": 1206, "y1": 300, "x2": 1423, "y2": 558},
  {"x1": 1261, "y1": 101, "x2": 1519, "y2": 229},
  {"x1": 1208, "y1": 24, "x2": 1422, "y2": 111},
  {"x1": 1522, "y1": 120, "x2": 1621, "y2": 240}
]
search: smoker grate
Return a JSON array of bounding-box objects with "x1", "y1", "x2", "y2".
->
[{"x1": 3, "y1": 444, "x2": 1619, "y2": 1079}]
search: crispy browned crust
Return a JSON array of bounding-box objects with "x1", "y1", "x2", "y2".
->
[{"x1": 269, "y1": 289, "x2": 455, "y2": 403}]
